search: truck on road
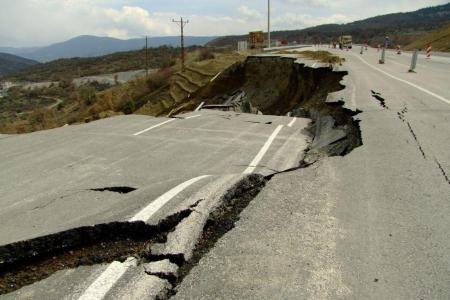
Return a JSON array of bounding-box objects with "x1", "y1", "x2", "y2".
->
[{"x1": 339, "y1": 35, "x2": 353, "y2": 49}]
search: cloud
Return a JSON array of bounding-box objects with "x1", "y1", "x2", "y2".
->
[
  {"x1": 238, "y1": 6, "x2": 263, "y2": 20},
  {"x1": 0, "y1": 0, "x2": 447, "y2": 47},
  {"x1": 273, "y1": 13, "x2": 354, "y2": 28}
]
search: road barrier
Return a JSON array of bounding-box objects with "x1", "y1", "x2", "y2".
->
[
  {"x1": 409, "y1": 49, "x2": 419, "y2": 73},
  {"x1": 426, "y1": 45, "x2": 432, "y2": 59},
  {"x1": 379, "y1": 47, "x2": 386, "y2": 64}
]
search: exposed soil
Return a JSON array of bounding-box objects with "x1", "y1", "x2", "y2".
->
[
  {"x1": 187, "y1": 55, "x2": 362, "y2": 159},
  {"x1": 0, "y1": 209, "x2": 192, "y2": 295}
]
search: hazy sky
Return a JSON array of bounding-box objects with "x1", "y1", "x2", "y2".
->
[{"x1": 0, "y1": 0, "x2": 447, "y2": 47}]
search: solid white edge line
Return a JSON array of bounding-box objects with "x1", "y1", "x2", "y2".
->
[
  {"x1": 130, "y1": 175, "x2": 211, "y2": 222},
  {"x1": 133, "y1": 119, "x2": 175, "y2": 136},
  {"x1": 184, "y1": 115, "x2": 201, "y2": 120},
  {"x1": 77, "y1": 259, "x2": 136, "y2": 300},
  {"x1": 79, "y1": 175, "x2": 211, "y2": 300},
  {"x1": 287, "y1": 117, "x2": 297, "y2": 127},
  {"x1": 243, "y1": 125, "x2": 284, "y2": 174},
  {"x1": 353, "y1": 54, "x2": 450, "y2": 105}
]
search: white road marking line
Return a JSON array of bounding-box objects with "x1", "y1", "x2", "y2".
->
[
  {"x1": 78, "y1": 175, "x2": 211, "y2": 300},
  {"x1": 287, "y1": 117, "x2": 297, "y2": 127},
  {"x1": 354, "y1": 54, "x2": 450, "y2": 105},
  {"x1": 312, "y1": 62, "x2": 317, "y2": 68},
  {"x1": 243, "y1": 125, "x2": 284, "y2": 174},
  {"x1": 184, "y1": 115, "x2": 201, "y2": 120},
  {"x1": 133, "y1": 119, "x2": 175, "y2": 136},
  {"x1": 78, "y1": 258, "x2": 137, "y2": 300},
  {"x1": 130, "y1": 175, "x2": 211, "y2": 222},
  {"x1": 195, "y1": 102, "x2": 205, "y2": 111},
  {"x1": 210, "y1": 72, "x2": 222, "y2": 82}
]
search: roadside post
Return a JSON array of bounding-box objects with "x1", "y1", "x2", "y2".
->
[
  {"x1": 360, "y1": 45, "x2": 364, "y2": 54},
  {"x1": 409, "y1": 49, "x2": 419, "y2": 72},
  {"x1": 379, "y1": 47, "x2": 386, "y2": 64},
  {"x1": 426, "y1": 44, "x2": 432, "y2": 59}
]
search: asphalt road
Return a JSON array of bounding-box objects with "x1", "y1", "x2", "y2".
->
[
  {"x1": 2, "y1": 46, "x2": 449, "y2": 299},
  {"x1": 173, "y1": 47, "x2": 450, "y2": 299},
  {"x1": 0, "y1": 110, "x2": 309, "y2": 246}
]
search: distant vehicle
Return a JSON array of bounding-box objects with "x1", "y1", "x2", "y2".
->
[
  {"x1": 249, "y1": 31, "x2": 265, "y2": 49},
  {"x1": 339, "y1": 35, "x2": 353, "y2": 49}
]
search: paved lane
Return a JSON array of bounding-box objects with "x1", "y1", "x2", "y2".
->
[
  {"x1": 0, "y1": 110, "x2": 309, "y2": 246},
  {"x1": 173, "y1": 48, "x2": 450, "y2": 299}
]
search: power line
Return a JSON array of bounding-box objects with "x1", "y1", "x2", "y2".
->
[
  {"x1": 172, "y1": 17, "x2": 189, "y2": 72},
  {"x1": 268, "y1": 0, "x2": 271, "y2": 48},
  {"x1": 145, "y1": 36, "x2": 149, "y2": 77}
]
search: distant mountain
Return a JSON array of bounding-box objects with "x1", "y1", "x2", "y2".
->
[
  {"x1": 0, "y1": 53, "x2": 38, "y2": 77},
  {"x1": 209, "y1": 3, "x2": 450, "y2": 48},
  {"x1": 0, "y1": 35, "x2": 216, "y2": 62}
]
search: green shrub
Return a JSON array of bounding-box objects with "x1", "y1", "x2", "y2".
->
[{"x1": 120, "y1": 100, "x2": 135, "y2": 115}]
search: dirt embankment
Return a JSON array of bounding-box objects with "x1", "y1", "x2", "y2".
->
[{"x1": 187, "y1": 55, "x2": 361, "y2": 159}]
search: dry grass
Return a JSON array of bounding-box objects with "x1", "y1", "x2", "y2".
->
[{"x1": 404, "y1": 24, "x2": 450, "y2": 52}]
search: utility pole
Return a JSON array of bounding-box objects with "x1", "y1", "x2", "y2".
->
[
  {"x1": 145, "y1": 36, "x2": 149, "y2": 77},
  {"x1": 172, "y1": 17, "x2": 189, "y2": 72},
  {"x1": 267, "y1": 0, "x2": 271, "y2": 48}
]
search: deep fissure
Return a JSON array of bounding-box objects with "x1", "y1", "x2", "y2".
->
[{"x1": 0, "y1": 209, "x2": 192, "y2": 295}]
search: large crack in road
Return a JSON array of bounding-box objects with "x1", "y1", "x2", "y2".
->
[
  {"x1": 0, "y1": 54, "x2": 363, "y2": 298},
  {"x1": 0, "y1": 209, "x2": 193, "y2": 294}
]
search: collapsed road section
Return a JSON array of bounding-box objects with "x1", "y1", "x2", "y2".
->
[
  {"x1": 192, "y1": 55, "x2": 362, "y2": 161},
  {"x1": 0, "y1": 53, "x2": 362, "y2": 298}
]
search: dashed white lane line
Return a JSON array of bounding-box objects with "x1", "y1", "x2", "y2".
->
[
  {"x1": 287, "y1": 117, "x2": 297, "y2": 127},
  {"x1": 78, "y1": 175, "x2": 211, "y2": 300},
  {"x1": 130, "y1": 175, "x2": 211, "y2": 222},
  {"x1": 78, "y1": 258, "x2": 137, "y2": 300},
  {"x1": 243, "y1": 125, "x2": 284, "y2": 174},
  {"x1": 133, "y1": 119, "x2": 175, "y2": 136},
  {"x1": 354, "y1": 54, "x2": 450, "y2": 105},
  {"x1": 184, "y1": 114, "x2": 201, "y2": 120}
]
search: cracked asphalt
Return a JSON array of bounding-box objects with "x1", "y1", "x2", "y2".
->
[
  {"x1": 173, "y1": 47, "x2": 450, "y2": 299},
  {"x1": 1, "y1": 46, "x2": 449, "y2": 299},
  {"x1": 0, "y1": 109, "x2": 310, "y2": 299}
]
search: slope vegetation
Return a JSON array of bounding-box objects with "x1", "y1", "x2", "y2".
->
[
  {"x1": 7, "y1": 46, "x2": 180, "y2": 82},
  {"x1": 404, "y1": 24, "x2": 450, "y2": 51}
]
